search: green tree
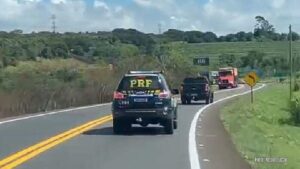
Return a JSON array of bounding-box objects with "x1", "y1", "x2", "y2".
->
[
  {"x1": 288, "y1": 32, "x2": 300, "y2": 41},
  {"x1": 10, "y1": 29, "x2": 23, "y2": 34},
  {"x1": 241, "y1": 51, "x2": 265, "y2": 69},
  {"x1": 39, "y1": 47, "x2": 52, "y2": 58},
  {"x1": 184, "y1": 31, "x2": 204, "y2": 43},
  {"x1": 254, "y1": 16, "x2": 276, "y2": 40},
  {"x1": 202, "y1": 32, "x2": 217, "y2": 42},
  {"x1": 219, "y1": 54, "x2": 236, "y2": 67},
  {"x1": 112, "y1": 28, "x2": 155, "y2": 54},
  {"x1": 163, "y1": 29, "x2": 185, "y2": 42}
]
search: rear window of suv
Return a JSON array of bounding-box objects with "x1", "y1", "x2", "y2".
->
[
  {"x1": 184, "y1": 77, "x2": 208, "y2": 84},
  {"x1": 118, "y1": 75, "x2": 164, "y2": 91}
]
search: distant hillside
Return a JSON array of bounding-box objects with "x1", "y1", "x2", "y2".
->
[
  {"x1": 165, "y1": 41, "x2": 300, "y2": 76},
  {"x1": 170, "y1": 41, "x2": 300, "y2": 58},
  {"x1": 168, "y1": 41, "x2": 299, "y2": 64}
]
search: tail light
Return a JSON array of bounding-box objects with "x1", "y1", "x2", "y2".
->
[
  {"x1": 205, "y1": 84, "x2": 209, "y2": 92},
  {"x1": 159, "y1": 90, "x2": 171, "y2": 99},
  {"x1": 113, "y1": 91, "x2": 125, "y2": 100}
]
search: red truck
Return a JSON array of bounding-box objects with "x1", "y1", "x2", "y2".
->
[{"x1": 218, "y1": 67, "x2": 238, "y2": 89}]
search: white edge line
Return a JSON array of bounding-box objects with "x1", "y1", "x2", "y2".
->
[
  {"x1": 0, "y1": 103, "x2": 111, "y2": 125},
  {"x1": 189, "y1": 84, "x2": 266, "y2": 169}
]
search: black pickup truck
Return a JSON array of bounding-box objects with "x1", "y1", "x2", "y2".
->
[{"x1": 180, "y1": 76, "x2": 214, "y2": 104}]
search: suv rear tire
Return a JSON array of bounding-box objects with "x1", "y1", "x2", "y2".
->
[
  {"x1": 187, "y1": 98, "x2": 192, "y2": 104},
  {"x1": 173, "y1": 120, "x2": 178, "y2": 129},
  {"x1": 164, "y1": 119, "x2": 174, "y2": 134},
  {"x1": 210, "y1": 93, "x2": 214, "y2": 103},
  {"x1": 181, "y1": 97, "x2": 187, "y2": 104},
  {"x1": 113, "y1": 118, "x2": 131, "y2": 134},
  {"x1": 205, "y1": 96, "x2": 210, "y2": 104},
  {"x1": 113, "y1": 118, "x2": 121, "y2": 134}
]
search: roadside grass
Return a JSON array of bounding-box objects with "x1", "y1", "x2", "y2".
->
[{"x1": 221, "y1": 84, "x2": 300, "y2": 169}]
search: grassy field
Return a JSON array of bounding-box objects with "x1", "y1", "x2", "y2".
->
[
  {"x1": 166, "y1": 41, "x2": 300, "y2": 76},
  {"x1": 221, "y1": 84, "x2": 300, "y2": 169},
  {"x1": 168, "y1": 41, "x2": 300, "y2": 69},
  {"x1": 171, "y1": 41, "x2": 300, "y2": 58}
]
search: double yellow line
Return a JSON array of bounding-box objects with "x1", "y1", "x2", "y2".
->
[{"x1": 0, "y1": 115, "x2": 113, "y2": 169}]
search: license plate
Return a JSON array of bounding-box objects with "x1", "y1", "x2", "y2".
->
[{"x1": 134, "y1": 98, "x2": 148, "y2": 102}]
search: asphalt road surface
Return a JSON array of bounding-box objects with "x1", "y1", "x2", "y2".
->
[{"x1": 0, "y1": 85, "x2": 258, "y2": 169}]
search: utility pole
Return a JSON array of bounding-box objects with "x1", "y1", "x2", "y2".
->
[
  {"x1": 157, "y1": 23, "x2": 166, "y2": 70},
  {"x1": 51, "y1": 14, "x2": 56, "y2": 34},
  {"x1": 289, "y1": 24, "x2": 293, "y2": 100}
]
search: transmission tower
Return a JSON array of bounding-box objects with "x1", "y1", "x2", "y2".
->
[
  {"x1": 158, "y1": 23, "x2": 162, "y2": 34},
  {"x1": 51, "y1": 14, "x2": 56, "y2": 33}
]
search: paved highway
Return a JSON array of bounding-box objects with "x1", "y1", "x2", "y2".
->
[{"x1": 0, "y1": 85, "x2": 261, "y2": 169}]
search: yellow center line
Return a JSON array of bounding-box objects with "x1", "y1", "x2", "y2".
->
[{"x1": 0, "y1": 114, "x2": 113, "y2": 169}]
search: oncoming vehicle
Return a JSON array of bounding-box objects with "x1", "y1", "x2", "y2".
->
[
  {"x1": 180, "y1": 76, "x2": 214, "y2": 104},
  {"x1": 112, "y1": 71, "x2": 179, "y2": 134},
  {"x1": 218, "y1": 67, "x2": 238, "y2": 89}
]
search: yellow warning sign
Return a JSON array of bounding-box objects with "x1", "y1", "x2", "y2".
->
[{"x1": 244, "y1": 72, "x2": 259, "y2": 87}]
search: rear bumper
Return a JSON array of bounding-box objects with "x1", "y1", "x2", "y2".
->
[
  {"x1": 112, "y1": 108, "x2": 173, "y2": 121},
  {"x1": 181, "y1": 93, "x2": 209, "y2": 100},
  {"x1": 218, "y1": 83, "x2": 232, "y2": 87}
]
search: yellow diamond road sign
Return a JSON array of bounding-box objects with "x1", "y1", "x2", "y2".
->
[{"x1": 244, "y1": 72, "x2": 259, "y2": 87}]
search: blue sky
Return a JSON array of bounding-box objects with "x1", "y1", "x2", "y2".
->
[{"x1": 0, "y1": 0, "x2": 298, "y2": 35}]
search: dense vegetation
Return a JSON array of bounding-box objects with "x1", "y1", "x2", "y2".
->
[{"x1": 0, "y1": 16, "x2": 299, "y2": 117}]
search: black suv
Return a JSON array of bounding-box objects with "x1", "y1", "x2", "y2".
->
[
  {"x1": 180, "y1": 76, "x2": 214, "y2": 104},
  {"x1": 112, "y1": 71, "x2": 179, "y2": 134}
]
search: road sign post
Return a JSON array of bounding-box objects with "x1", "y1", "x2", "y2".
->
[
  {"x1": 244, "y1": 72, "x2": 259, "y2": 104},
  {"x1": 193, "y1": 57, "x2": 210, "y2": 80},
  {"x1": 251, "y1": 86, "x2": 254, "y2": 103}
]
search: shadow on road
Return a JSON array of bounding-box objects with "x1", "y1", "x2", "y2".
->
[
  {"x1": 83, "y1": 126, "x2": 168, "y2": 136},
  {"x1": 178, "y1": 102, "x2": 207, "y2": 106}
]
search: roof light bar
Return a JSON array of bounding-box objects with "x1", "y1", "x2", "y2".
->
[{"x1": 128, "y1": 71, "x2": 164, "y2": 74}]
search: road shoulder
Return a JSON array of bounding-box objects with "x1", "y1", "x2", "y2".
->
[{"x1": 196, "y1": 96, "x2": 252, "y2": 169}]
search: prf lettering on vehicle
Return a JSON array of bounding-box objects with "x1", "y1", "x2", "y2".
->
[{"x1": 130, "y1": 79, "x2": 152, "y2": 88}]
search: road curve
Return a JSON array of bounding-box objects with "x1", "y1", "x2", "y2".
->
[
  {"x1": 0, "y1": 85, "x2": 255, "y2": 169},
  {"x1": 192, "y1": 84, "x2": 265, "y2": 169}
]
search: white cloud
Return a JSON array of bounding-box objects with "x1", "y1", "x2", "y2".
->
[
  {"x1": 51, "y1": 0, "x2": 67, "y2": 4},
  {"x1": 133, "y1": 0, "x2": 173, "y2": 11},
  {"x1": 0, "y1": 0, "x2": 299, "y2": 35},
  {"x1": 19, "y1": 0, "x2": 42, "y2": 2},
  {"x1": 0, "y1": 0, "x2": 39, "y2": 20},
  {"x1": 195, "y1": 0, "x2": 299, "y2": 35},
  {"x1": 115, "y1": 6, "x2": 123, "y2": 13},
  {"x1": 134, "y1": 0, "x2": 172, "y2": 7},
  {"x1": 170, "y1": 16, "x2": 176, "y2": 20},
  {"x1": 271, "y1": 0, "x2": 286, "y2": 8},
  {"x1": 133, "y1": 0, "x2": 153, "y2": 7},
  {"x1": 0, "y1": 0, "x2": 137, "y2": 32},
  {"x1": 94, "y1": 0, "x2": 109, "y2": 10}
]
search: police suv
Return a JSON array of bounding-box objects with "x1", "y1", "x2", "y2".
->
[{"x1": 112, "y1": 71, "x2": 179, "y2": 134}]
